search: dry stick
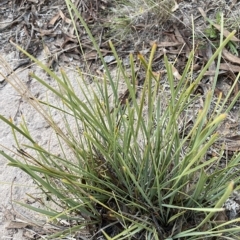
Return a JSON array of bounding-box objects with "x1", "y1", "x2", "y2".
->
[{"x1": 0, "y1": 11, "x2": 26, "y2": 32}]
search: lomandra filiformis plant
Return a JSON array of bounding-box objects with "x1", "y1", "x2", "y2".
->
[{"x1": 1, "y1": 2, "x2": 240, "y2": 239}]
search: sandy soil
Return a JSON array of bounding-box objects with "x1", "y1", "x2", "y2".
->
[
  {"x1": 0, "y1": 47, "x2": 86, "y2": 239},
  {"x1": 0, "y1": 1, "x2": 78, "y2": 238},
  {"x1": 0, "y1": 52, "x2": 47, "y2": 238}
]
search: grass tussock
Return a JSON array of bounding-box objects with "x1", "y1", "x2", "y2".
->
[
  {"x1": 103, "y1": 0, "x2": 178, "y2": 40},
  {"x1": 1, "y1": 1, "x2": 240, "y2": 239}
]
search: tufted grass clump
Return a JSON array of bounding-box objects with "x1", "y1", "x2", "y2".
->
[
  {"x1": 103, "y1": 0, "x2": 178, "y2": 40},
  {"x1": 1, "y1": 1, "x2": 240, "y2": 239}
]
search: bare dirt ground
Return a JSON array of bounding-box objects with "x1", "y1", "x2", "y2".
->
[{"x1": 1, "y1": 0, "x2": 240, "y2": 239}]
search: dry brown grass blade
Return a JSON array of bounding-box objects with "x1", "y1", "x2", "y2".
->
[
  {"x1": 212, "y1": 23, "x2": 240, "y2": 42},
  {"x1": 222, "y1": 48, "x2": 240, "y2": 65},
  {"x1": 220, "y1": 63, "x2": 240, "y2": 72}
]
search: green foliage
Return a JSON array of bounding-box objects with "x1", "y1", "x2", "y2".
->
[
  {"x1": 227, "y1": 41, "x2": 238, "y2": 56},
  {"x1": 204, "y1": 11, "x2": 238, "y2": 55},
  {"x1": 205, "y1": 26, "x2": 218, "y2": 39},
  {"x1": 1, "y1": 3, "x2": 240, "y2": 239}
]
